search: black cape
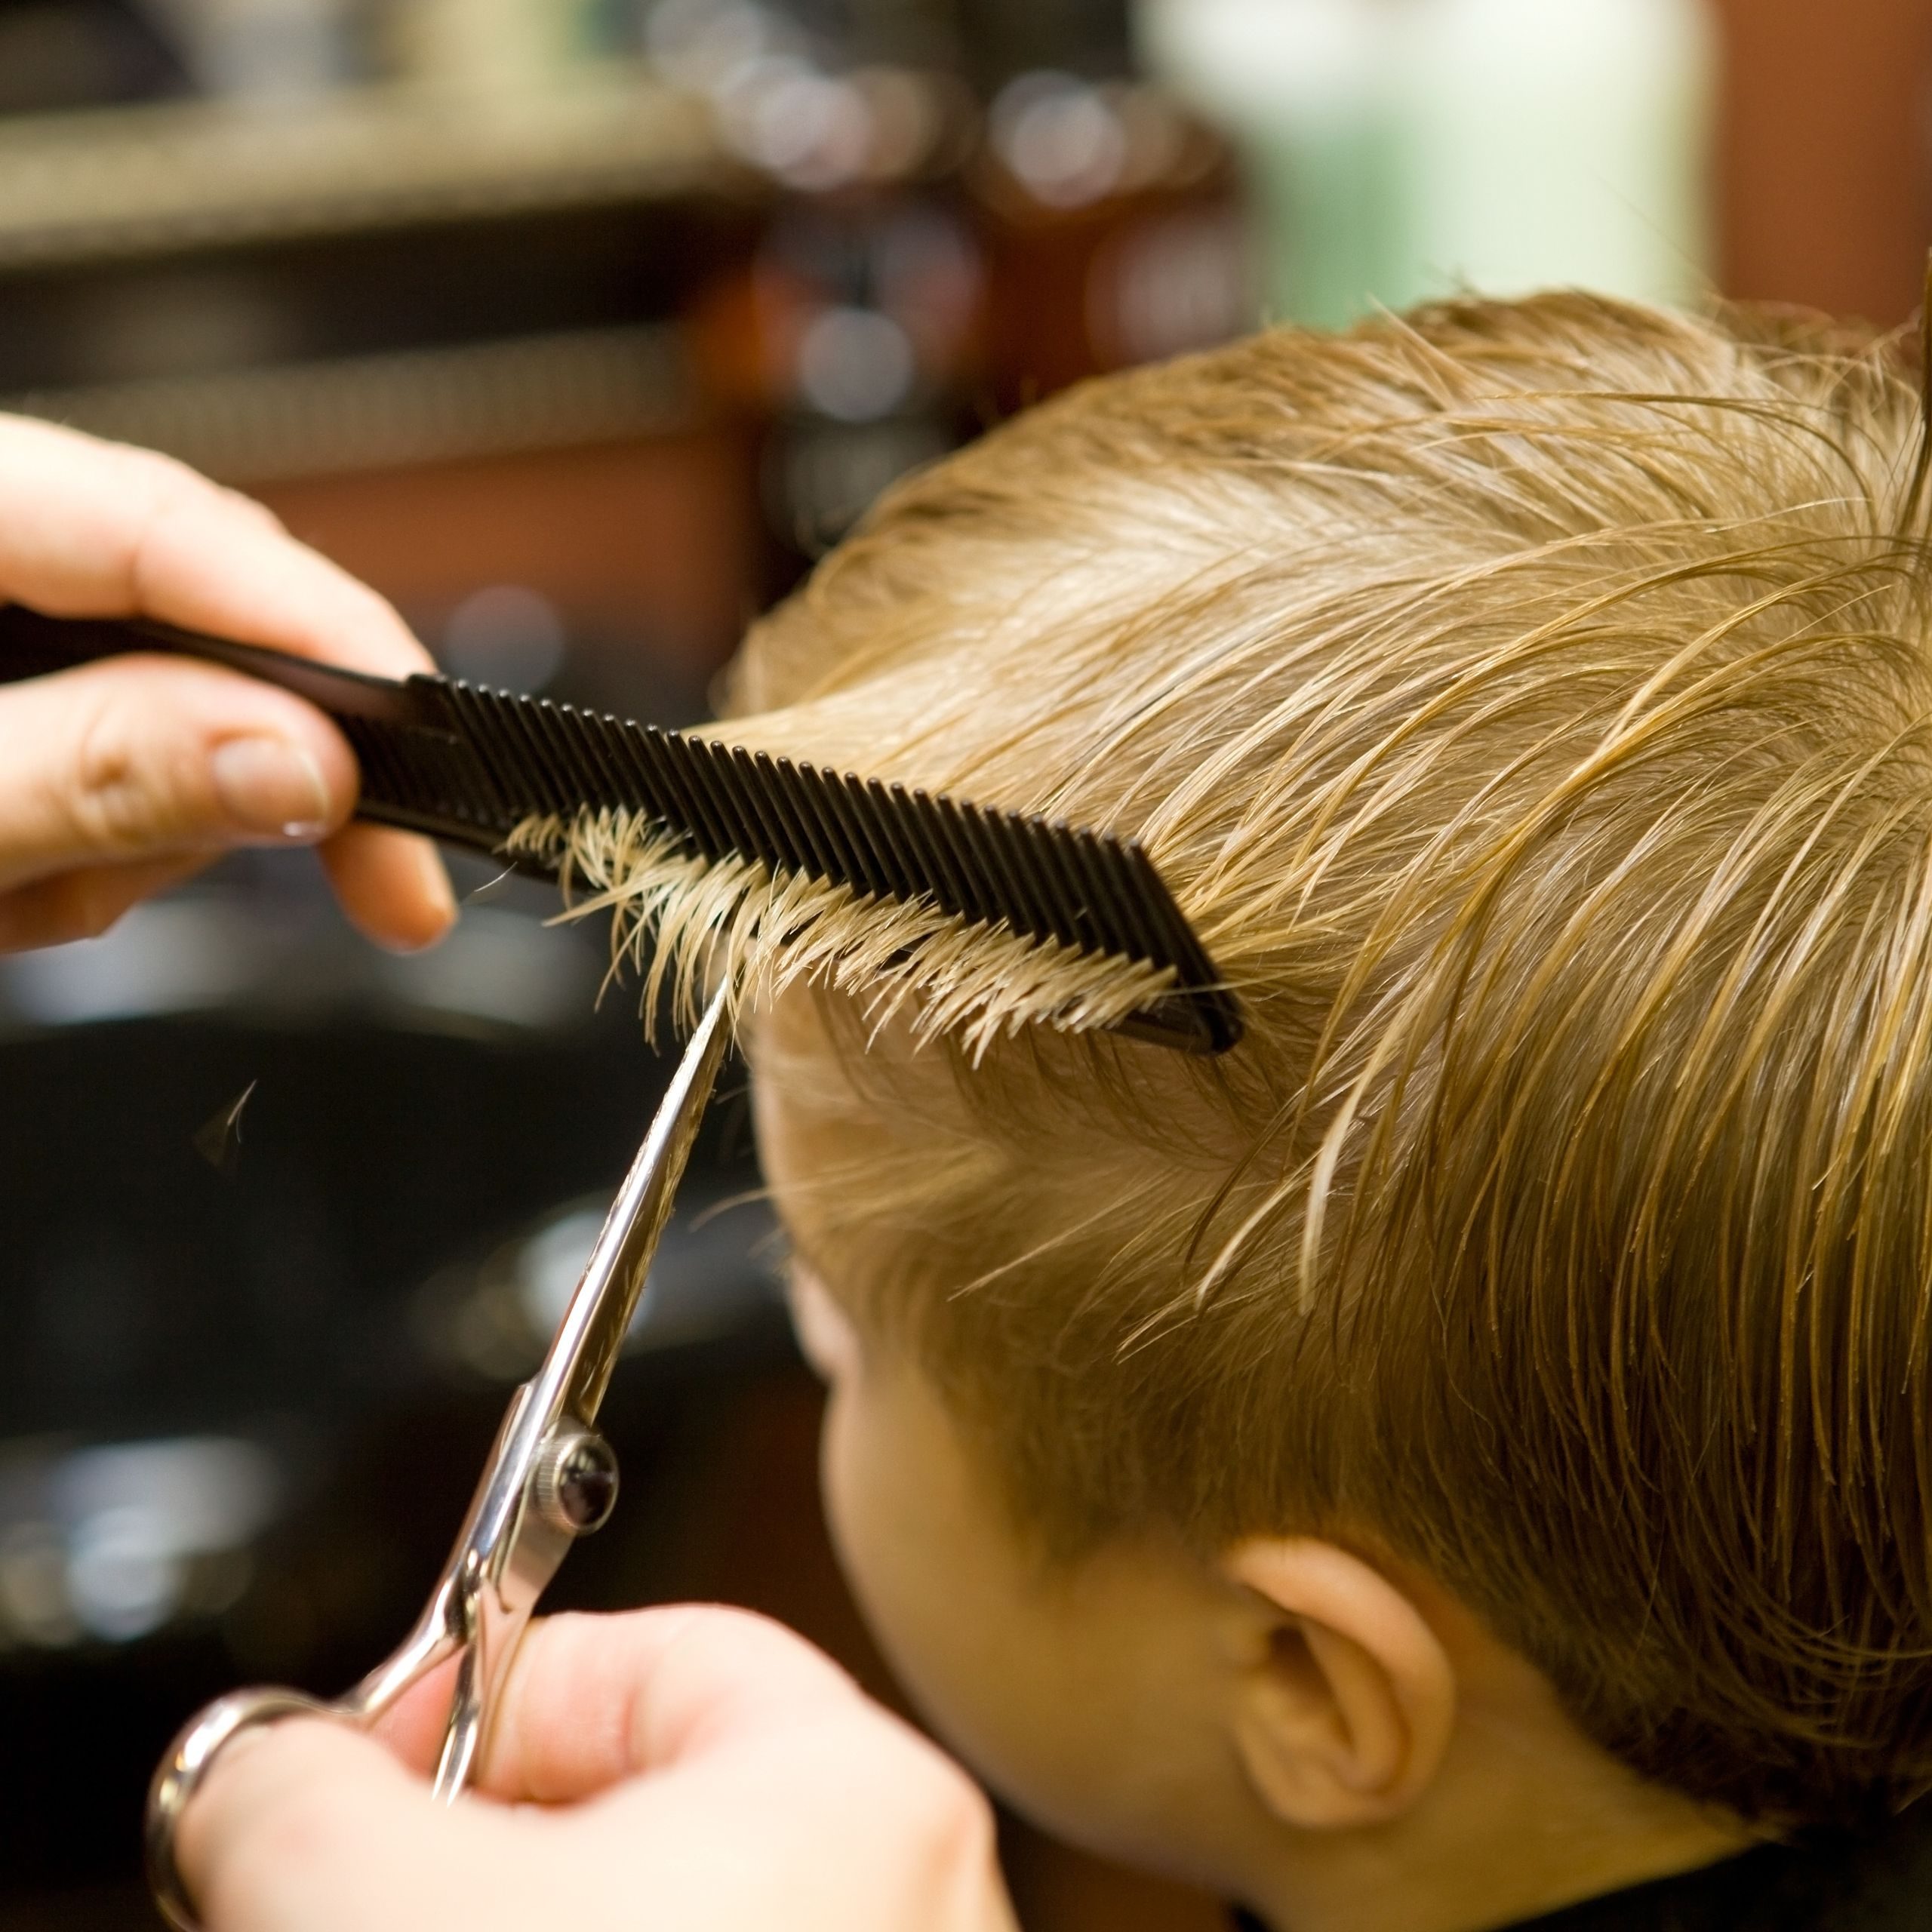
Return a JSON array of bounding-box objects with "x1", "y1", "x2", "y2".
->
[{"x1": 1229, "y1": 1801, "x2": 1932, "y2": 1930}]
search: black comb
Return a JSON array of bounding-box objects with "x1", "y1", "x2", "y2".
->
[{"x1": 0, "y1": 606, "x2": 1242, "y2": 1055}]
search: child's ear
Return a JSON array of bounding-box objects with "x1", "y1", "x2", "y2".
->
[{"x1": 1220, "y1": 1539, "x2": 1456, "y2": 1830}]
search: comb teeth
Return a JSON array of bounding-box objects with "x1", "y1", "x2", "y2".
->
[
  {"x1": 0, "y1": 605, "x2": 1242, "y2": 1054},
  {"x1": 345, "y1": 676, "x2": 1238, "y2": 1054}
]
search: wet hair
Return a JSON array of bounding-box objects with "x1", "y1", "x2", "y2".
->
[{"x1": 554, "y1": 293, "x2": 1932, "y2": 1829}]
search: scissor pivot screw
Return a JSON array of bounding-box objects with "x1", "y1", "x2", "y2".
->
[{"x1": 534, "y1": 1431, "x2": 620, "y2": 1534}]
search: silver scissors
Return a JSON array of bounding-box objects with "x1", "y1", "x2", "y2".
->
[{"x1": 146, "y1": 988, "x2": 734, "y2": 1931}]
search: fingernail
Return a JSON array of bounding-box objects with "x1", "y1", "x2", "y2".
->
[{"x1": 211, "y1": 737, "x2": 334, "y2": 838}]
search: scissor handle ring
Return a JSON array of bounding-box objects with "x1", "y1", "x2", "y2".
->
[{"x1": 146, "y1": 1686, "x2": 337, "y2": 1932}]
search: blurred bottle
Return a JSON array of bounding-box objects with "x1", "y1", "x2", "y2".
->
[
  {"x1": 1139, "y1": 0, "x2": 1715, "y2": 324},
  {"x1": 0, "y1": 3, "x2": 193, "y2": 115},
  {"x1": 1136, "y1": 0, "x2": 1406, "y2": 328},
  {"x1": 663, "y1": 0, "x2": 1246, "y2": 591},
  {"x1": 945, "y1": 0, "x2": 1134, "y2": 94},
  {"x1": 1398, "y1": 0, "x2": 1714, "y2": 309},
  {"x1": 971, "y1": 71, "x2": 1250, "y2": 406},
  {"x1": 672, "y1": 32, "x2": 985, "y2": 592},
  {"x1": 136, "y1": 0, "x2": 360, "y2": 96},
  {"x1": 384, "y1": 0, "x2": 613, "y2": 86}
]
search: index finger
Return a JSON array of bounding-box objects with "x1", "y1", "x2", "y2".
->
[{"x1": 0, "y1": 415, "x2": 430, "y2": 678}]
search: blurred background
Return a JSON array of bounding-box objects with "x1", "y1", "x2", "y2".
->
[{"x1": 0, "y1": 2, "x2": 1924, "y2": 1926}]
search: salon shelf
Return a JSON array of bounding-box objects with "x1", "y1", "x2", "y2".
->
[
  {"x1": 0, "y1": 66, "x2": 747, "y2": 272},
  {"x1": 0, "y1": 321, "x2": 694, "y2": 484}
]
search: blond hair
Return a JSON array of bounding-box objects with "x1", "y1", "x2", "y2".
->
[{"x1": 559, "y1": 294, "x2": 1932, "y2": 1827}]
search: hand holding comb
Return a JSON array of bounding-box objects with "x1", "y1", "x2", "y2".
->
[{"x1": 0, "y1": 604, "x2": 1241, "y2": 1055}]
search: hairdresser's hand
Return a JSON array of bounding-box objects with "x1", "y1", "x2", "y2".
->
[
  {"x1": 0, "y1": 415, "x2": 454, "y2": 952},
  {"x1": 177, "y1": 1607, "x2": 1019, "y2": 1932}
]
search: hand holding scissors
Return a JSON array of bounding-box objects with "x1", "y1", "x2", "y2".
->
[
  {"x1": 147, "y1": 988, "x2": 734, "y2": 1930},
  {"x1": 168, "y1": 1602, "x2": 1020, "y2": 1932}
]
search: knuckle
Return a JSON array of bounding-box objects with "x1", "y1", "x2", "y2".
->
[
  {"x1": 203, "y1": 1791, "x2": 355, "y2": 1927},
  {"x1": 342, "y1": 579, "x2": 422, "y2": 660},
  {"x1": 894, "y1": 1754, "x2": 1001, "y2": 1907},
  {"x1": 118, "y1": 451, "x2": 208, "y2": 540},
  {"x1": 844, "y1": 1718, "x2": 994, "y2": 1864},
  {"x1": 120, "y1": 449, "x2": 222, "y2": 598},
  {"x1": 691, "y1": 1604, "x2": 863, "y2": 1696},
  {"x1": 912, "y1": 1752, "x2": 994, "y2": 1844},
  {"x1": 192, "y1": 1726, "x2": 370, "y2": 1920},
  {"x1": 218, "y1": 484, "x2": 286, "y2": 534},
  {"x1": 65, "y1": 696, "x2": 165, "y2": 854},
  {"x1": 125, "y1": 445, "x2": 205, "y2": 503},
  {"x1": 700, "y1": 1605, "x2": 804, "y2": 1648}
]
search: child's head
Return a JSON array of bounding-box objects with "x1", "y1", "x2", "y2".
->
[{"x1": 603, "y1": 294, "x2": 1932, "y2": 1918}]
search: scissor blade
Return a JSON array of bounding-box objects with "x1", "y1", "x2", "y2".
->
[{"x1": 542, "y1": 987, "x2": 733, "y2": 1428}]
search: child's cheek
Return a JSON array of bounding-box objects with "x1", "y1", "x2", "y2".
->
[{"x1": 810, "y1": 1355, "x2": 1028, "y2": 1783}]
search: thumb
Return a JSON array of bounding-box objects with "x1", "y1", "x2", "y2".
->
[
  {"x1": 175, "y1": 1720, "x2": 534, "y2": 1932},
  {"x1": 0, "y1": 654, "x2": 358, "y2": 894}
]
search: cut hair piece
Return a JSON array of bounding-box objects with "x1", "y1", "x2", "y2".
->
[{"x1": 515, "y1": 806, "x2": 1192, "y2": 1060}]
